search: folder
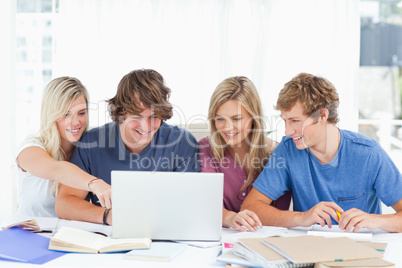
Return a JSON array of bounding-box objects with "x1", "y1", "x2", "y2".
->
[
  {"x1": 234, "y1": 238, "x2": 313, "y2": 268},
  {"x1": 262, "y1": 236, "x2": 383, "y2": 264},
  {"x1": 0, "y1": 226, "x2": 66, "y2": 264},
  {"x1": 315, "y1": 258, "x2": 395, "y2": 268},
  {"x1": 237, "y1": 237, "x2": 289, "y2": 263}
]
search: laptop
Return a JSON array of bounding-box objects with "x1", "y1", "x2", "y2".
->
[{"x1": 111, "y1": 171, "x2": 223, "y2": 241}]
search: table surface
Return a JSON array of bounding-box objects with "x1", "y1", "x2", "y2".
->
[{"x1": 1, "y1": 217, "x2": 402, "y2": 268}]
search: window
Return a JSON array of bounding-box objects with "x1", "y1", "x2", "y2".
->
[{"x1": 16, "y1": 0, "x2": 59, "y2": 144}]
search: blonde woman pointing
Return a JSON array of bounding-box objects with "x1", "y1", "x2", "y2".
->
[{"x1": 16, "y1": 77, "x2": 111, "y2": 217}]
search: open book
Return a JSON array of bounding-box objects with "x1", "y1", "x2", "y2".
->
[
  {"x1": 49, "y1": 227, "x2": 151, "y2": 253},
  {"x1": 1, "y1": 216, "x2": 112, "y2": 236},
  {"x1": 1, "y1": 218, "x2": 41, "y2": 231},
  {"x1": 0, "y1": 215, "x2": 57, "y2": 232}
]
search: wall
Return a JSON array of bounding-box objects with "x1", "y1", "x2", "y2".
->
[
  {"x1": 8, "y1": 0, "x2": 361, "y2": 215},
  {"x1": 53, "y1": 0, "x2": 360, "y2": 142}
]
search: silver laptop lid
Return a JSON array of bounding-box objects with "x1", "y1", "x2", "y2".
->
[{"x1": 111, "y1": 171, "x2": 223, "y2": 241}]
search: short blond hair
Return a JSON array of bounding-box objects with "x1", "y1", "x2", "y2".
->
[{"x1": 276, "y1": 73, "x2": 339, "y2": 124}]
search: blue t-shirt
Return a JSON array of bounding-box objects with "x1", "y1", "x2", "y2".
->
[
  {"x1": 253, "y1": 129, "x2": 402, "y2": 223},
  {"x1": 70, "y1": 122, "x2": 200, "y2": 204}
]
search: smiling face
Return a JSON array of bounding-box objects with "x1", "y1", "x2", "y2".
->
[
  {"x1": 214, "y1": 100, "x2": 253, "y2": 148},
  {"x1": 56, "y1": 95, "x2": 88, "y2": 144},
  {"x1": 119, "y1": 106, "x2": 162, "y2": 154},
  {"x1": 281, "y1": 101, "x2": 323, "y2": 150}
]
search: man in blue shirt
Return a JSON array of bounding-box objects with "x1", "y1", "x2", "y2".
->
[
  {"x1": 55, "y1": 69, "x2": 200, "y2": 225},
  {"x1": 242, "y1": 73, "x2": 402, "y2": 232}
]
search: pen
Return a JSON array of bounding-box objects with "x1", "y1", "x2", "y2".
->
[{"x1": 336, "y1": 210, "x2": 342, "y2": 219}]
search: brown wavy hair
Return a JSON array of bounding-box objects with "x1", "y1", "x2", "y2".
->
[
  {"x1": 107, "y1": 69, "x2": 173, "y2": 123},
  {"x1": 275, "y1": 73, "x2": 339, "y2": 124}
]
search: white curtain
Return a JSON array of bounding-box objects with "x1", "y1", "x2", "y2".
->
[
  {"x1": 1, "y1": 0, "x2": 17, "y2": 216},
  {"x1": 54, "y1": 0, "x2": 360, "y2": 140}
]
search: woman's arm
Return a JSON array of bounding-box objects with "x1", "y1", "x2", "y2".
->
[
  {"x1": 222, "y1": 207, "x2": 262, "y2": 231},
  {"x1": 17, "y1": 146, "x2": 111, "y2": 208}
]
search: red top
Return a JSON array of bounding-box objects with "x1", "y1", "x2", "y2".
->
[{"x1": 199, "y1": 137, "x2": 291, "y2": 212}]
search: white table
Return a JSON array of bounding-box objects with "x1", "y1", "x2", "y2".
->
[
  {"x1": 1, "y1": 217, "x2": 402, "y2": 267},
  {"x1": 1, "y1": 246, "x2": 223, "y2": 268}
]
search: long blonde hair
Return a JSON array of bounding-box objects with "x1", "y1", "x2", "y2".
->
[
  {"x1": 208, "y1": 76, "x2": 269, "y2": 196},
  {"x1": 37, "y1": 77, "x2": 89, "y2": 195}
]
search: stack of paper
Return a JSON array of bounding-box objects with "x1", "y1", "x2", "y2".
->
[
  {"x1": 216, "y1": 249, "x2": 263, "y2": 268},
  {"x1": 233, "y1": 237, "x2": 312, "y2": 268},
  {"x1": 227, "y1": 235, "x2": 392, "y2": 268},
  {"x1": 237, "y1": 237, "x2": 291, "y2": 265},
  {"x1": 315, "y1": 258, "x2": 395, "y2": 268},
  {"x1": 262, "y1": 236, "x2": 383, "y2": 264}
]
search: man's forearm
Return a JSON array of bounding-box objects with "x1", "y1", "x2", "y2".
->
[
  {"x1": 375, "y1": 211, "x2": 402, "y2": 233},
  {"x1": 55, "y1": 196, "x2": 105, "y2": 224}
]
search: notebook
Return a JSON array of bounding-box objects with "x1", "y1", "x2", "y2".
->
[
  {"x1": 315, "y1": 258, "x2": 395, "y2": 268},
  {"x1": 233, "y1": 237, "x2": 312, "y2": 268},
  {"x1": 111, "y1": 171, "x2": 223, "y2": 241},
  {"x1": 236, "y1": 237, "x2": 291, "y2": 264},
  {"x1": 262, "y1": 236, "x2": 383, "y2": 264},
  {"x1": 217, "y1": 249, "x2": 263, "y2": 268}
]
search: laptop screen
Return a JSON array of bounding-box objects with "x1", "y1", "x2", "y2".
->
[{"x1": 111, "y1": 171, "x2": 223, "y2": 241}]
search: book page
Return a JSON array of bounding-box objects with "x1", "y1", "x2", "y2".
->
[
  {"x1": 52, "y1": 227, "x2": 106, "y2": 250},
  {"x1": 100, "y1": 237, "x2": 151, "y2": 248},
  {"x1": 311, "y1": 225, "x2": 387, "y2": 234},
  {"x1": 56, "y1": 219, "x2": 112, "y2": 236},
  {"x1": 221, "y1": 226, "x2": 288, "y2": 246},
  {"x1": 1, "y1": 216, "x2": 58, "y2": 232},
  {"x1": 98, "y1": 237, "x2": 151, "y2": 253},
  {"x1": 307, "y1": 230, "x2": 372, "y2": 241}
]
